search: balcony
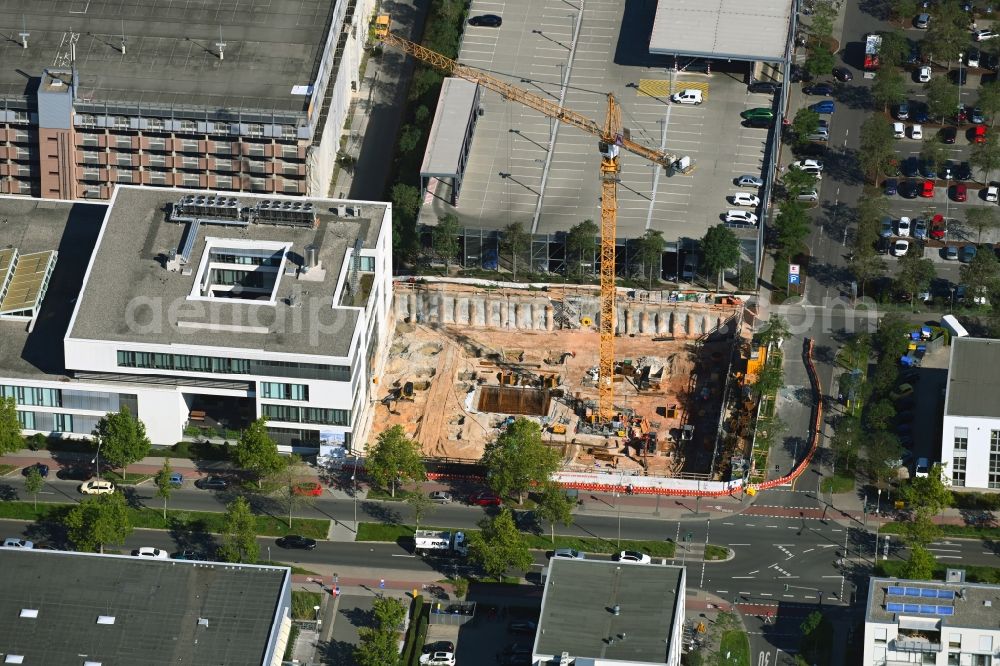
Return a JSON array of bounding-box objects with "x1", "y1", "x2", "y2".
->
[{"x1": 893, "y1": 638, "x2": 941, "y2": 653}]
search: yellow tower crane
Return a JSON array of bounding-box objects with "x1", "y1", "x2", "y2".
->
[{"x1": 374, "y1": 15, "x2": 678, "y2": 422}]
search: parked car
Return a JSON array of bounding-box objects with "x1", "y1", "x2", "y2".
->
[
  {"x1": 742, "y1": 107, "x2": 774, "y2": 120},
  {"x1": 195, "y1": 476, "x2": 229, "y2": 490},
  {"x1": 957, "y1": 162, "x2": 973, "y2": 180},
  {"x1": 292, "y1": 482, "x2": 323, "y2": 497},
  {"x1": 987, "y1": 183, "x2": 1000, "y2": 202},
  {"x1": 895, "y1": 102, "x2": 910, "y2": 120},
  {"x1": 748, "y1": 81, "x2": 780, "y2": 94},
  {"x1": 973, "y1": 125, "x2": 988, "y2": 143},
  {"x1": 276, "y1": 535, "x2": 317, "y2": 550},
  {"x1": 891, "y1": 384, "x2": 915, "y2": 400},
  {"x1": 22, "y1": 463, "x2": 49, "y2": 478},
  {"x1": 921, "y1": 179, "x2": 935, "y2": 197},
  {"x1": 880, "y1": 217, "x2": 894, "y2": 238},
  {"x1": 940, "y1": 126, "x2": 957, "y2": 143},
  {"x1": 132, "y1": 547, "x2": 169, "y2": 559},
  {"x1": 968, "y1": 49, "x2": 981, "y2": 67},
  {"x1": 953, "y1": 183, "x2": 968, "y2": 201},
  {"x1": 731, "y1": 192, "x2": 760, "y2": 207},
  {"x1": 791, "y1": 158, "x2": 824, "y2": 171},
  {"x1": 916, "y1": 12, "x2": 931, "y2": 28},
  {"x1": 422, "y1": 642, "x2": 456, "y2": 658},
  {"x1": 972, "y1": 107, "x2": 985, "y2": 124},
  {"x1": 724, "y1": 210, "x2": 759, "y2": 224},
  {"x1": 551, "y1": 548, "x2": 585, "y2": 559},
  {"x1": 884, "y1": 178, "x2": 898, "y2": 196},
  {"x1": 899, "y1": 179, "x2": 919, "y2": 198},
  {"x1": 893, "y1": 122, "x2": 906, "y2": 138},
  {"x1": 921, "y1": 161, "x2": 937, "y2": 179},
  {"x1": 975, "y1": 28, "x2": 997, "y2": 41},
  {"x1": 468, "y1": 490, "x2": 502, "y2": 506},
  {"x1": 168, "y1": 472, "x2": 184, "y2": 487},
  {"x1": 79, "y1": 479, "x2": 116, "y2": 495},
  {"x1": 945, "y1": 244, "x2": 960, "y2": 260},
  {"x1": 508, "y1": 620, "x2": 538, "y2": 635},
  {"x1": 913, "y1": 218, "x2": 928, "y2": 239},
  {"x1": 420, "y1": 652, "x2": 455, "y2": 666},
  {"x1": 468, "y1": 14, "x2": 502, "y2": 27},
  {"x1": 809, "y1": 100, "x2": 835, "y2": 114},
  {"x1": 803, "y1": 82, "x2": 834, "y2": 96},
  {"x1": 833, "y1": 66, "x2": 853, "y2": 81},
  {"x1": 897, "y1": 216, "x2": 912, "y2": 237},
  {"x1": 807, "y1": 127, "x2": 830, "y2": 142},
  {"x1": 892, "y1": 239, "x2": 910, "y2": 257},
  {"x1": 961, "y1": 245, "x2": 978, "y2": 262},
  {"x1": 901, "y1": 156, "x2": 920, "y2": 177},
  {"x1": 797, "y1": 189, "x2": 820, "y2": 202},
  {"x1": 428, "y1": 491, "x2": 453, "y2": 503},
  {"x1": 952, "y1": 68, "x2": 968, "y2": 85},
  {"x1": 910, "y1": 124, "x2": 923, "y2": 139},
  {"x1": 671, "y1": 89, "x2": 704, "y2": 105},
  {"x1": 2, "y1": 538, "x2": 33, "y2": 549},
  {"x1": 735, "y1": 175, "x2": 764, "y2": 188},
  {"x1": 615, "y1": 550, "x2": 653, "y2": 564},
  {"x1": 918, "y1": 66, "x2": 932, "y2": 82}
]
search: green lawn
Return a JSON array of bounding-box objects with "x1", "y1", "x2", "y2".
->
[
  {"x1": 0, "y1": 501, "x2": 329, "y2": 539},
  {"x1": 881, "y1": 521, "x2": 1000, "y2": 540},
  {"x1": 356, "y1": 523, "x2": 676, "y2": 557},
  {"x1": 704, "y1": 544, "x2": 729, "y2": 561},
  {"x1": 291, "y1": 591, "x2": 324, "y2": 620},
  {"x1": 0, "y1": 464, "x2": 17, "y2": 476},
  {"x1": 877, "y1": 560, "x2": 1000, "y2": 584},
  {"x1": 820, "y1": 471, "x2": 855, "y2": 494},
  {"x1": 718, "y1": 630, "x2": 751, "y2": 665}
]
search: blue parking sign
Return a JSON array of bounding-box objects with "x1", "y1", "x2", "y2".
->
[{"x1": 788, "y1": 274, "x2": 800, "y2": 285}]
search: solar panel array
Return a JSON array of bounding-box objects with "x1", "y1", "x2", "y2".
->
[
  {"x1": 886, "y1": 602, "x2": 955, "y2": 616},
  {"x1": 887, "y1": 586, "x2": 955, "y2": 600}
]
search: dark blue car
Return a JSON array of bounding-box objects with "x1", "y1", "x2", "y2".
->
[
  {"x1": 809, "y1": 100, "x2": 835, "y2": 114},
  {"x1": 884, "y1": 178, "x2": 898, "y2": 196}
]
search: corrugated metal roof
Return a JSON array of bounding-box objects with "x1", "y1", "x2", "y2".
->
[
  {"x1": 946, "y1": 337, "x2": 1000, "y2": 418},
  {"x1": 649, "y1": 0, "x2": 793, "y2": 62},
  {"x1": 420, "y1": 78, "x2": 480, "y2": 178}
]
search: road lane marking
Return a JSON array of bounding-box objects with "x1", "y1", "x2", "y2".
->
[
  {"x1": 391, "y1": 554, "x2": 416, "y2": 558},
  {"x1": 728, "y1": 543, "x2": 751, "y2": 546},
  {"x1": 803, "y1": 548, "x2": 814, "y2": 553}
]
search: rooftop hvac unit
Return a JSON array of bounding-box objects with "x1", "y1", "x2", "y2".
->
[{"x1": 253, "y1": 198, "x2": 316, "y2": 228}]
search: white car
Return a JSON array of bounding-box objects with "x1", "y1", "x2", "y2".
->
[
  {"x1": 725, "y1": 210, "x2": 758, "y2": 224},
  {"x1": 420, "y1": 652, "x2": 456, "y2": 666},
  {"x1": 735, "y1": 175, "x2": 764, "y2": 188},
  {"x1": 893, "y1": 122, "x2": 905, "y2": 138},
  {"x1": 2, "y1": 538, "x2": 33, "y2": 549},
  {"x1": 968, "y1": 51, "x2": 981, "y2": 67},
  {"x1": 615, "y1": 550, "x2": 652, "y2": 564},
  {"x1": 896, "y1": 216, "x2": 912, "y2": 237},
  {"x1": 910, "y1": 124, "x2": 923, "y2": 140},
  {"x1": 79, "y1": 479, "x2": 116, "y2": 495},
  {"x1": 918, "y1": 66, "x2": 932, "y2": 82},
  {"x1": 892, "y1": 239, "x2": 910, "y2": 257},
  {"x1": 987, "y1": 183, "x2": 999, "y2": 202},
  {"x1": 132, "y1": 547, "x2": 170, "y2": 559},
  {"x1": 670, "y1": 89, "x2": 703, "y2": 105},
  {"x1": 975, "y1": 29, "x2": 998, "y2": 41},
  {"x1": 731, "y1": 192, "x2": 760, "y2": 207},
  {"x1": 791, "y1": 159, "x2": 824, "y2": 171}
]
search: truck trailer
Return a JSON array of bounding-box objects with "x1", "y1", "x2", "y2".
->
[
  {"x1": 414, "y1": 529, "x2": 468, "y2": 557},
  {"x1": 864, "y1": 33, "x2": 882, "y2": 70}
]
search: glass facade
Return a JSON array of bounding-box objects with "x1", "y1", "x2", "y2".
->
[
  {"x1": 261, "y1": 404, "x2": 349, "y2": 425},
  {"x1": 1, "y1": 385, "x2": 136, "y2": 413},
  {"x1": 1, "y1": 385, "x2": 61, "y2": 407},
  {"x1": 117, "y1": 350, "x2": 350, "y2": 381},
  {"x1": 259, "y1": 382, "x2": 309, "y2": 401}
]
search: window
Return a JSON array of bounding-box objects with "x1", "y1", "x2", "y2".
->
[
  {"x1": 359, "y1": 256, "x2": 375, "y2": 272},
  {"x1": 54, "y1": 414, "x2": 73, "y2": 432},
  {"x1": 874, "y1": 627, "x2": 888, "y2": 642},
  {"x1": 117, "y1": 351, "x2": 349, "y2": 381},
  {"x1": 261, "y1": 404, "x2": 350, "y2": 426},
  {"x1": 949, "y1": 633, "x2": 962, "y2": 648},
  {"x1": 259, "y1": 382, "x2": 308, "y2": 401},
  {"x1": 949, "y1": 654, "x2": 961, "y2": 666},
  {"x1": 991, "y1": 452, "x2": 1000, "y2": 489},
  {"x1": 16, "y1": 411, "x2": 34, "y2": 430},
  {"x1": 979, "y1": 635, "x2": 994, "y2": 652},
  {"x1": 954, "y1": 427, "x2": 969, "y2": 451},
  {"x1": 0, "y1": 386, "x2": 62, "y2": 407},
  {"x1": 953, "y1": 456, "x2": 966, "y2": 487}
]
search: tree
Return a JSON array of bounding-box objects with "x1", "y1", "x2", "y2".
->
[
  {"x1": 866, "y1": 399, "x2": 897, "y2": 431},
  {"x1": 700, "y1": 225, "x2": 740, "y2": 289},
  {"x1": 924, "y1": 77, "x2": 960, "y2": 123},
  {"x1": 774, "y1": 201, "x2": 810, "y2": 259},
  {"x1": 390, "y1": 183, "x2": 421, "y2": 258},
  {"x1": 900, "y1": 464, "x2": 952, "y2": 516},
  {"x1": 900, "y1": 512, "x2": 943, "y2": 547},
  {"x1": 566, "y1": 219, "x2": 599, "y2": 276},
  {"x1": 397, "y1": 124, "x2": 422, "y2": 154},
  {"x1": 637, "y1": 229, "x2": 664, "y2": 288},
  {"x1": 468, "y1": 509, "x2": 533, "y2": 580},
  {"x1": 808, "y1": 2, "x2": 836, "y2": 39},
  {"x1": 534, "y1": 483, "x2": 575, "y2": 543},
  {"x1": 791, "y1": 108, "x2": 821, "y2": 148},
  {"x1": 24, "y1": 466, "x2": 44, "y2": 510},
  {"x1": 970, "y1": 130, "x2": 1000, "y2": 182},
  {"x1": 879, "y1": 29, "x2": 909, "y2": 68},
  {"x1": 433, "y1": 213, "x2": 461, "y2": 273},
  {"x1": 872, "y1": 66, "x2": 907, "y2": 111},
  {"x1": 865, "y1": 430, "x2": 905, "y2": 484},
  {"x1": 891, "y1": 0, "x2": 919, "y2": 22},
  {"x1": 850, "y1": 250, "x2": 887, "y2": 297},
  {"x1": 92, "y1": 406, "x2": 151, "y2": 479},
  {"x1": 218, "y1": 496, "x2": 259, "y2": 563},
  {"x1": 64, "y1": 492, "x2": 132, "y2": 553},
  {"x1": 355, "y1": 596, "x2": 406, "y2": 666},
  {"x1": 896, "y1": 255, "x2": 936, "y2": 307},
  {"x1": 922, "y1": 1, "x2": 970, "y2": 65},
  {"x1": 976, "y1": 81, "x2": 1000, "y2": 128},
  {"x1": 901, "y1": 544, "x2": 937, "y2": 580},
  {"x1": 232, "y1": 417, "x2": 286, "y2": 488},
  {"x1": 501, "y1": 222, "x2": 531, "y2": 281},
  {"x1": 830, "y1": 415, "x2": 862, "y2": 470},
  {"x1": 406, "y1": 490, "x2": 436, "y2": 530},
  {"x1": 960, "y1": 246, "x2": 1000, "y2": 300},
  {"x1": 754, "y1": 414, "x2": 787, "y2": 455},
  {"x1": 366, "y1": 425, "x2": 426, "y2": 498},
  {"x1": 0, "y1": 397, "x2": 22, "y2": 455},
  {"x1": 758, "y1": 316, "x2": 790, "y2": 348},
  {"x1": 277, "y1": 456, "x2": 314, "y2": 528},
  {"x1": 875, "y1": 313, "x2": 913, "y2": 358},
  {"x1": 781, "y1": 164, "x2": 818, "y2": 199},
  {"x1": 480, "y1": 418, "x2": 560, "y2": 503},
  {"x1": 859, "y1": 115, "x2": 897, "y2": 183},
  {"x1": 154, "y1": 459, "x2": 174, "y2": 520},
  {"x1": 804, "y1": 47, "x2": 835, "y2": 79}
]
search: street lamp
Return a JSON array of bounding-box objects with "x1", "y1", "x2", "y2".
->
[
  {"x1": 91, "y1": 439, "x2": 103, "y2": 480},
  {"x1": 950, "y1": 286, "x2": 956, "y2": 313},
  {"x1": 313, "y1": 605, "x2": 321, "y2": 623},
  {"x1": 873, "y1": 488, "x2": 882, "y2": 561},
  {"x1": 614, "y1": 469, "x2": 626, "y2": 549},
  {"x1": 351, "y1": 454, "x2": 359, "y2": 529}
]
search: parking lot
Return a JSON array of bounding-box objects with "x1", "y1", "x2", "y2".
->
[{"x1": 419, "y1": 0, "x2": 775, "y2": 251}]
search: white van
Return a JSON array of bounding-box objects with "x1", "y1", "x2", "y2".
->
[
  {"x1": 671, "y1": 89, "x2": 703, "y2": 105},
  {"x1": 915, "y1": 458, "x2": 929, "y2": 478}
]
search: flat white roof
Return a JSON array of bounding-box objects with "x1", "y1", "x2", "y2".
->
[
  {"x1": 420, "y1": 78, "x2": 479, "y2": 178},
  {"x1": 649, "y1": 0, "x2": 793, "y2": 62}
]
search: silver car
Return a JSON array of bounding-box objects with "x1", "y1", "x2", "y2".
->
[
  {"x1": 735, "y1": 175, "x2": 764, "y2": 188},
  {"x1": 552, "y1": 548, "x2": 585, "y2": 560},
  {"x1": 797, "y1": 189, "x2": 820, "y2": 202},
  {"x1": 428, "y1": 491, "x2": 453, "y2": 503}
]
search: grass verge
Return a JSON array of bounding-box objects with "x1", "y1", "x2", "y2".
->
[
  {"x1": 820, "y1": 470, "x2": 855, "y2": 494},
  {"x1": 877, "y1": 560, "x2": 1000, "y2": 584},
  {"x1": 719, "y1": 630, "x2": 751, "y2": 666},
  {"x1": 880, "y1": 521, "x2": 1000, "y2": 540},
  {"x1": 291, "y1": 591, "x2": 324, "y2": 620},
  {"x1": 356, "y1": 523, "x2": 676, "y2": 557},
  {"x1": 704, "y1": 544, "x2": 729, "y2": 560},
  {"x1": 0, "y1": 501, "x2": 329, "y2": 539},
  {"x1": 0, "y1": 464, "x2": 17, "y2": 476}
]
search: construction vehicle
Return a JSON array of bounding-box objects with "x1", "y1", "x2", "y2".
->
[
  {"x1": 414, "y1": 529, "x2": 468, "y2": 557},
  {"x1": 374, "y1": 15, "x2": 680, "y2": 423}
]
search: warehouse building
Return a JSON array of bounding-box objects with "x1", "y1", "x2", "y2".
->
[{"x1": 0, "y1": 0, "x2": 375, "y2": 200}]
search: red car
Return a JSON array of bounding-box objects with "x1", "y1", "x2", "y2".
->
[
  {"x1": 292, "y1": 482, "x2": 323, "y2": 497},
  {"x1": 930, "y1": 214, "x2": 946, "y2": 240},
  {"x1": 953, "y1": 183, "x2": 968, "y2": 202},
  {"x1": 974, "y1": 125, "x2": 988, "y2": 144},
  {"x1": 468, "y1": 491, "x2": 502, "y2": 506},
  {"x1": 920, "y1": 179, "x2": 935, "y2": 197}
]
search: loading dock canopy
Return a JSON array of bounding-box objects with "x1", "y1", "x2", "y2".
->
[{"x1": 648, "y1": 0, "x2": 793, "y2": 62}]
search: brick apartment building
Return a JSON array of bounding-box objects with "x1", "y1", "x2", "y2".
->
[{"x1": 0, "y1": 0, "x2": 375, "y2": 200}]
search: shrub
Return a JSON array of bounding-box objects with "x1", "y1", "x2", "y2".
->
[{"x1": 27, "y1": 433, "x2": 47, "y2": 451}]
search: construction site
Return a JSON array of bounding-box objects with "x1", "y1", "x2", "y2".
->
[{"x1": 374, "y1": 282, "x2": 768, "y2": 481}]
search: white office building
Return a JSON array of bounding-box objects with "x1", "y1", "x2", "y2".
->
[
  {"x1": 864, "y1": 575, "x2": 1000, "y2": 666},
  {"x1": 940, "y1": 337, "x2": 1000, "y2": 490},
  {"x1": 0, "y1": 187, "x2": 392, "y2": 452}
]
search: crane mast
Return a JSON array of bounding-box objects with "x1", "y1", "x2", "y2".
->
[{"x1": 374, "y1": 15, "x2": 677, "y2": 422}]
